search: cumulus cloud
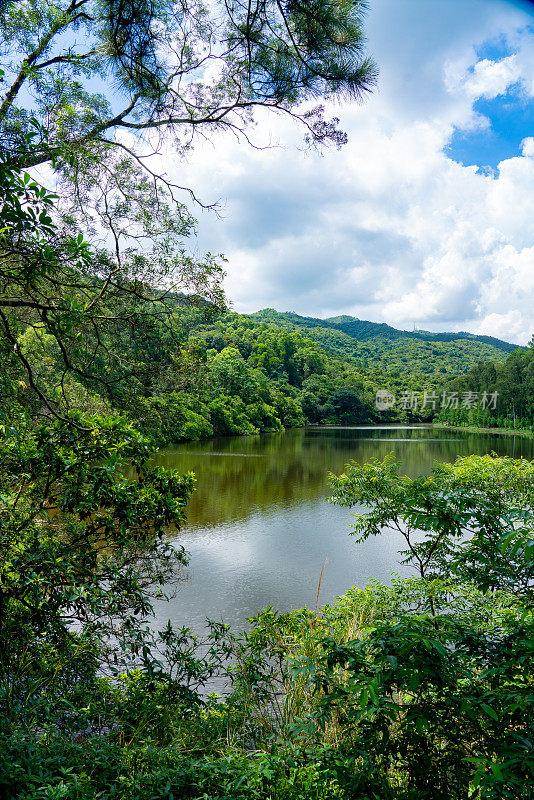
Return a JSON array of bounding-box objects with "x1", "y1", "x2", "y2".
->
[
  {"x1": 152, "y1": 0, "x2": 534, "y2": 344},
  {"x1": 458, "y1": 55, "x2": 521, "y2": 102}
]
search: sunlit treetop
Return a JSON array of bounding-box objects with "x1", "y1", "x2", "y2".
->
[{"x1": 0, "y1": 0, "x2": 377, "y2": 172}]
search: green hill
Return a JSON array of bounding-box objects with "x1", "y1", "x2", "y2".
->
[{"x1": 249, "y1": 309, "x2": 519, "y2": 379}]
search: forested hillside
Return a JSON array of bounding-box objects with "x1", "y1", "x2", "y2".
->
[
  {"x1": 9, "y1": 304, "x2": 385, "y2": 439},
  {"x1": 251, "y1": 308, "x2": 518, "y2": 379},
  {"x1": 436, "y1": 340, "x2": 534, "y2": 430},
  {"x1": 15, "y1": 302, "x2": 520, "y2": 442}
]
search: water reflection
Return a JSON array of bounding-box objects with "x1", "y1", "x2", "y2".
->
[{"x1": 152, "y1": 426, "x2": 534, "y2": 632}]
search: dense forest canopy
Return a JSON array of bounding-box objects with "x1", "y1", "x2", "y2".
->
[
  {"x1": 12, "y1": 300, "x2": 526, "y2": 443},
  {"x1": 251, "y1": 308, "x2": 520, "y2": 380}
]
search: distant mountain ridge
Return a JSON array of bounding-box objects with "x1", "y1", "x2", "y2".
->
[
  {"x1": 248, "y1": 309, "x2": 521, "y2": 381},
  {"x1": 252, "y1": 309, "x2": 520, "y2": 352}
]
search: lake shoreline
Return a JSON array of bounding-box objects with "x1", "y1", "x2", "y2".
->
[
  {"x1": 432, "y1": 422, "x2": 534, "y2": 439},
  {"x1": 154, "y1": 426, "x2": 534, "y2": 635}
]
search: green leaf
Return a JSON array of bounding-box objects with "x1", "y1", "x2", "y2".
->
[{"x1": 481, "y1": 703, "x2": 498, "y2": 721}]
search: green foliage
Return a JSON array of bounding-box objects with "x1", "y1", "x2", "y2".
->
[
  {"x1": 55, "y1": 308, "x2": 389, "y2": 443},
  {"x1": 313, "y1": 611, "x2": 534, "y2": 799},
  {"x1": 319, "y1": 454, "x2": 534, "y2": 798},
  {"x1": 0, "y1": 415, "x2": 195, "y2": 727},
  {"x1": 330, "y1": 453, "x2": 534, "y2": 596},
  {"x1": 126, "y1": 392, "x2": 214, "y2": 444},
  {"x1": 0, "y1": 730, "x2": 349, "y2": 799},
  {"x1": 251, "y1": 308, "x2": 516, "y2": 384},
  {"x1": 3, "y1": 450, "x2": 534, "y2": 799},
  {"x1": 0, "y1": 129, "x2": 226, "y2": 420},
  {"x1": 170, "y1": 311, "x2": 380, "y2": 433},
  {"x1": 208, "y1": 394, "x2": 259, "y2": 436},
  {"x1": 437, "y1": 341, "x2": 534, "y2": 431}
]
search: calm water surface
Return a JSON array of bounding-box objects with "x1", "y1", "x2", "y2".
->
[{"x1": 152, "y1": 425, "x2": 534, "y2": 632}]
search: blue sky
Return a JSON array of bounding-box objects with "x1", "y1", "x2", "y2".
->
[
  {"x1": 447, "y1": 89, "x2": 534, "y2": 171},
  {"x1": 151, "y1": 0, "x2": 534, "y2": 344},
  {"x1": 447, "y1": 24, "x2": 534, "y2": 170}
]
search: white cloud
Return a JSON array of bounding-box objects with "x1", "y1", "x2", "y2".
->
[
  {"x1": 150, "y1": 0, "x2": 534, "y2": 345},
  {"x1": 461, "y1": 55, "x2": 521, "y2": 101},
  {"x1": 475, "y1": 310, "x2": 528, "y2": 343}
]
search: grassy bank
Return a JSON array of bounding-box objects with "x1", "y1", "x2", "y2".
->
[{"x1": 433, "y1": 421, "x2": 534, "y2": 438}]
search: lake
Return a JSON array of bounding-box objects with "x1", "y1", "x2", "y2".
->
[{"x1": 152, "y1": 425, "x2": 534, "y2": 633}]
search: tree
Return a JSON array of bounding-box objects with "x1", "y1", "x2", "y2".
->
[
  {"x1": 329, "y1": 453, "x2": 534, "y2": 598},
  {"x1": 0, "y1": 414, "x2": 196, "y2": 726},
  {"x1": 314, "y1": 453, "x2": 534, "y2": 798},
  {"x1": 0, "y1": 0, "x2": 377, "y2": 173},
  {"x1": 0, "y1": 0, "x2": 376, "y2": 411},
  {"x1": 0, "y1": 134, "x2": 227, "y2": 417},
  {"x1": 0, "y1": 11, "x2": 379, "y2": 794}
]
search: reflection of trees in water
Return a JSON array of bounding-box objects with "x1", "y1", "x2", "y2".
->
[{"x1": 153, "y1": 428, "x2": 534, "y2": 529}]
